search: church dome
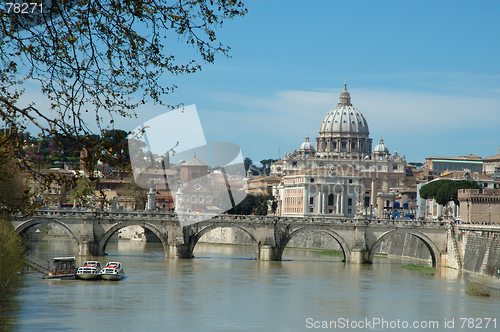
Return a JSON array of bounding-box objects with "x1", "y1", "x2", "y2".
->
[
  {"x1": 300, "y1": 135, "x2": 315, "y2": 152},
  {"x1": 319, "y1": 83, "x2": 369, "y2": 135},
  {"x1": 373, "y1": 137, "x2": 389, "y2": 154}
]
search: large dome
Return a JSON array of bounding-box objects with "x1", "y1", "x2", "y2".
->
[
  {"x1": 315, "y1": 84, "x2": 372, "y2": 157},
  {"x1": 319, "y1": 83, "x2": 369, "y2": 134}
]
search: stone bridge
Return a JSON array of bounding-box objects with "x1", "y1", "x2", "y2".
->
[{"x1": 12, "y1": 210, "x2": 453, "y2": 268}]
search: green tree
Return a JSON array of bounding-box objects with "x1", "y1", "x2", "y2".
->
[
  {"x1": 260, "y1": 158, "x2": 277, "y2": 176},
  {"x1": 0, "y1": 217, "x2": 26, "y2": 301},
  {"x1": 70, "y1": 176, "x2": 96, "y2": 207},
  {"x1": 229, "y1": 193, "x2": 275, "y2": 215},
  {"x1": 0, "y1": 138, "x2": 29, "y2": 214},
  {"x1": 244, "y1": 157, "x2": 253, "y2": 172},
  {"x1": 116, "y1": 181, "x2": 148, "y2": 211},
  {"x1": 0, "y1": 0, "x2": 247, "y2": 201},
  {"x1": 419, "y1": 179, "x2": 481, "y2": 206}
]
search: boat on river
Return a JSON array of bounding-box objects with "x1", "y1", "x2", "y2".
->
[
  {"x1": 76, "y1": 260, "x2": 102, "y2": 280},
  {"x1": 99, "y1": 261, "x2": 125, "y2": 280},
  {"x1": 43, "y1": 257, "x2": 77, "y2": 279}
]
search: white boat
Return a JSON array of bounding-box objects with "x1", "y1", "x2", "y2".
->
[
  {"x1": 76, "y1": 260, "x2": 102, "y2": 280},
  {"x1": 99, "y1": 261, "x2": 125, "y2": 280}
]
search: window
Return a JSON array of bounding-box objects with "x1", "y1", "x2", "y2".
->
[
  {"x1": 342, "y1": 143, "x2": 346, "y2": 149},
  {"x1": 310, "y1": 178, "x2": 314, "y2": 183},
  {"x1": 184, "y1": 195, "x2": 188, "y2": 202},
  {"x1": 206, "y1": 196, "x2": 211, "y2": 203},
  {"x1": 349, "y1": 179, "x2": 352, "y2": 183},
  {"x1": 484, "y1": 183, "x2": 488, "y2": 188},
  {"x1": 309, "y1": 207, "x2": 314, "y2": 213},
  {"x1": 191, "y1": 195, "x2": 196, "y2": 202},
  {"x1": 348, "y1": 209, "x2": 352, "y2": 214},
  {"x1": 292, "y1": 161, "x2": 297, "y2": 167},
  {"x1": 393, "y1": 165, "x2": 398, "y2": 170},
  {"x1": 309, "y1": 197, "x2": 314, "y2": 205},
  {"x1": 365, "y1": 181, "x2": 370, "y2": 188},
  {"x1": 348, "y1": 198, "x2": 352, "y2": 206},
  {"x1": 191, "y1": 171, "x2": 198, "y2": 178},
  {"x1": 199, "y1": 195, "x2": 204, "y2": 203}
]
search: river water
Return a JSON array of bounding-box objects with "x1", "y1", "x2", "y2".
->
[{"x1": 4, "y1": 237, "x2": 500, "y2": 331}]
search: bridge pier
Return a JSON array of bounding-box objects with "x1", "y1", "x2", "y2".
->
[
  {"x1": 167, "y1": 244, "x2": 194, "y2": 259},
  {"x1": 79, "y1": 234, "x2": 98, "y2": 256},
  {"x1": 258, "y1": 245, "x2": 282, "y2": 261},
  {"x1": 351, "y1": 248, "x2": 368, "y2": 264}
]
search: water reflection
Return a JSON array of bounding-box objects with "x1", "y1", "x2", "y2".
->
[{"x1": 0, "y1": 295, "x2": 20, "y2": 332}]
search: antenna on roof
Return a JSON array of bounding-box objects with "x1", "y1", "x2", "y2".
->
[{"x1": 274, "y1": 140, "x2": 285, "y2": 160}]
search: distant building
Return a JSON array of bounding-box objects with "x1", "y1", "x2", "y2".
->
[
  {"x1": 276, "y1": 167, "x2": 359, "y2": 218},
  {"x1": 423, "y1": 155, "x2": 483, "y2": 175},
  {"x1": 457, "y1": 189, "x2": 500, "y2": 224},
  {"x1": 246, "y1": 176, "x2": 281, "y2": 195},
  {"x1": 418, "y1": 170, "x2": 500, "y2": 220},
  {"x1": 175, "y1": 154, "x2": 227, "y2": 214},
  {"x1": 271, "y1": 84, "x2": 408, "y2": 218},
  {"x1": 483, "y1": 147, "x2": 500, "y2": 175}
]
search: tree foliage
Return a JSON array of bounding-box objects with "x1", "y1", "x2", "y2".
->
[
  {"x1": 0, "y1": 139, "x2": 30, "y2": 213},
  {"x1": 0, "y1": 217, "x2": 26, "y2": 301},
  {"x1": 228, "y1": 193, "x2": 275, "y2": 215},
  {"x1": 419, "y1": 179, "x2": 481, "y2": 206},
  {"x1": 244, "y1": 157, "x2": 253, "y2": 172},
  {"x1": 0, "y1": 0, "x2": 247, "y2": 205}
]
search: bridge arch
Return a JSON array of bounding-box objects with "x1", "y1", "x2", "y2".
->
[
  {"x1": 190, "y1": 223, "x2": 260, "y2": 257},
  {"x1": 14, "y1": 218, "x2": 80, "y2": 245},
  {"x1": 368, "y1": 229, "x2": 441, "y2": 268},
  {"x1": 97, "y1": 221, "x2": 168, "y2": 256},
  {"x1": 282, "y1": 226, "x2": 352, "y2": 263}
]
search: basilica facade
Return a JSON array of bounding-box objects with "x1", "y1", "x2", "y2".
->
[{"x1": 272, "y1": 84, "x2": 408, "y2": 218}]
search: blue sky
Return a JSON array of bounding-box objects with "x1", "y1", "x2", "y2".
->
[{"x1": 23, "y1": 0, "x2": 500, "y2": 165}]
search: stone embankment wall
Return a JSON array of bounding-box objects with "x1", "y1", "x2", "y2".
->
[
  {"x1": 197, "y1": 227, "x2": 433, "y2": 261},
  {"x1": 377, "y1": 233, "x2": 432, "y2": 261},
  {"x1": 198, "y1": 227, "x2": 345, "y2": 250},
  {"x1": 460, "y1": 229, "x2": 500, "y2": 276}
]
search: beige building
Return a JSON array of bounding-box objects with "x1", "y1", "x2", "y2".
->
[
  {"x1": 246, "y1": 176, "x2": 281, "y2": 195},
  {"x1": 175, "y1": 154, "x2": 228, "y2": 214},
  {"x1": 458, "y1": 189, "x2": 500, "y2": 224},
  {"x1": 419, "y1": 170, "x2": 500, "y2": 221},
  {"x1": 423, "y1": 155, "x2": 483, "y2": 175},
  {"x1": 276, "y1": 167, "x2": 360, "y2": 218},
  {"x1": 483, "y1": 148, "x2": 500, "y2": 175}
]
